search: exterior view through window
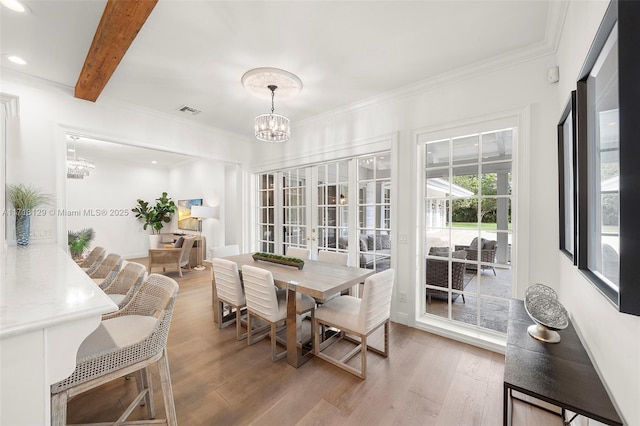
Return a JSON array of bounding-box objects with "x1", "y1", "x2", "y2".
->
[{"x1": 422, "y1": 128, "x2": 513, "y2": 333}]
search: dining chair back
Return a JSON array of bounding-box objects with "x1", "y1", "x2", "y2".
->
[
  {"x1": 241, "y1": 265, "x2": 287, "y2": 361},
  {"x1": 317, "y1": 250, "x2": 349, "y2": 266},
  {"x1": 51, "y1": 274, "x2": 179, "y2": 425},
  {"x1": 313, "y1": 268, "x2": 395, "y2": 379},
  {"x1": 286, "y1": 246, "x2": 311, "y2": 260},
  {"x1": 212, "y1": 258, "x2": 247, "y2": 340}
]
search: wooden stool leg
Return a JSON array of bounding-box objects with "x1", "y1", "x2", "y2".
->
[
  {"x1": 142, "y1": 366, "x2": 155, "y2": 418},
  {"x1": 157, "y1": 349, "x2": 177, "y2": 426},
  {"x1": 51, "y1": 391, "x2": 68, "y2": 426}
]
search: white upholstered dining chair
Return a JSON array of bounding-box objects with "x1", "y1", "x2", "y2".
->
[
  {"x1": 242, "y1": 265, "x2": 316, "y2": 361},
  {"x1": 313, "y1": 268, "x2": 395, "y2": 379},
  {"x1": 286, "y1": 246, "x2": 311, "y2": 259},
  {"x1": 212, "y1": 258, "x2": 247, "y2": 340},
  {"x1": 50, "y1": 274, "x2": 179, "y2": 425}
]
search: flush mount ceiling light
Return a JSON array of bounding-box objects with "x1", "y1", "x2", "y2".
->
[{"x1": 242, "y1": 67, "x2": 302, "y2": 143}]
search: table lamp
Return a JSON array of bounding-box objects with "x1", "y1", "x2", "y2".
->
[{"x1": 190, "y1": 205, "x2": 215, "y2": 271}]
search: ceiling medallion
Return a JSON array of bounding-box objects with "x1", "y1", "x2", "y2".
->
[{"x1": 242, "y1": 67, "x2": 302, "y2": 143}]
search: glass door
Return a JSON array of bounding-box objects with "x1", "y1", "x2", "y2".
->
[{"x1": 422, "y1": 128, "x2": 513, "y2": 334}]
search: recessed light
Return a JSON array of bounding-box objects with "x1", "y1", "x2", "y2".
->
[
  {"x1": 151, "y1": 160, "x2": 158, "y2": 164},
  {"x1": 68, "y1": 148, "x2": 75, "y2": 153},
  {"x1": 0, "y1": 0, "x2": 31, "y2": 14},
  {"x1": 7, "y1": 55, "x2": 27, "y2": 65}
]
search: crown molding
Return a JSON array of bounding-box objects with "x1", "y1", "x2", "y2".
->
[{"x1": 294, "y1": 2, "x2": 568, "y2": 130}]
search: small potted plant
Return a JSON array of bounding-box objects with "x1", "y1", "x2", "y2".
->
[
  {"x1": 68, "y1": 228, "x2": 95, "y2": 261},
  {"x1": 132, "y1": 192, "x2": 177, "y2": 248},
  {"x1": 6, "y1": 184, "x2": 52, "y2": 245}
]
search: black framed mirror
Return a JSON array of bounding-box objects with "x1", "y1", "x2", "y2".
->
[{"x1": 576, "y1": 0, "x2": 640, "y2": 315}]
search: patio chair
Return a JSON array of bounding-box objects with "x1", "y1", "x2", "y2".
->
[
  {"x1": 426, "y1": 249, "x2": 467, "y2": 303},
  {"x1": 455, "y1": 237, "x2": 497, "y2": 275}
]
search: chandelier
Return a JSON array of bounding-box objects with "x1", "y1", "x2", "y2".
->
[
  {"x1": 255, "y1": 85, "x2": 290, "y2": 142},
  {"x1": 66, "y1": 136, "x2": 95, "y2": 179},
  {"x1": 241, "y1": 67, "x2": 302, "y2": 143}
]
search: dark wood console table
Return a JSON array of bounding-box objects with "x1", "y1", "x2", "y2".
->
[{"x1": 504, "y1": 299, "x2": 623, "y2": 425}]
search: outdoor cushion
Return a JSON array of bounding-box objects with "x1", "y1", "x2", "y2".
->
[
  {"x1": 429, "y1": 247, "x2": 449, "y2": 257},
  {"x1": 483, "y1": 240, "x2": 497, "y2": 250},
  {"x1": 379, "y1": 234, "x2": 391, "y2": 249},
  {"x1": 452, "y1": 250, "x2": 467, "y2": 259}
]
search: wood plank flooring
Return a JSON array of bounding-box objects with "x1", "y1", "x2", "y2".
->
[{"x1": 66, "y1": 264, "x2": 562, "y2": 425}]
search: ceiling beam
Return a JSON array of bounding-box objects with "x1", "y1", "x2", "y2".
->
[{"x1": 74, "y1": 0, "x2": 158, "y2": 102}]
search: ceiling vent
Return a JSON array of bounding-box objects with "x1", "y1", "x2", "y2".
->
[{"x1": 177, "y1": 105, "x2": 201, "y2": 115}]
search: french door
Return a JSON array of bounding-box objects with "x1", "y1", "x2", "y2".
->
[
  {"x1": 256, "y1": 154, "x2": 391, "y2": 271},
  {"x1": 420, "y1": 126, "x2": 514, "y2": 334}
]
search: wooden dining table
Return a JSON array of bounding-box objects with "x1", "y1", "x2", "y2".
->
[{"x1": 204, "y1": 253, "x2": 375, "y2": 368}]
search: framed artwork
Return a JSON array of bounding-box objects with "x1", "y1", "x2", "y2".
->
[
  {"x1": 576, "y1": 0, "x2": 640, "y2": 315},
  {"x1": 558, "y1": 91, "x2": 576, "y2": 262},
  {"x1": 178, "y1": 198, "x2": 202, "y2": 231}
]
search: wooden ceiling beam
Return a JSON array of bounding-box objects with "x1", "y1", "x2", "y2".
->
[{"x1": 74, "y1": 0, "x2": 158, "y2": 102}]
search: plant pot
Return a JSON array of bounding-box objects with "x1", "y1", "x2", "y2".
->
[
  {"x1": 149, "y1": 234, "x2": 162, "y2": 249},
  {"x1": 16, "y1": 213, "x2": 30, "y2": 246}
]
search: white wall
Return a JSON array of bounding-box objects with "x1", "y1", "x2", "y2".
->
[
  {"x1": 169, "y1": 159, "x2": 226, "y2": 257},
  {"x1": 66, "y1": 155, "x2": 171, "y2": 258},
  {"x1": 1, "y1": 71, "x2": 251, "y2": 251},
  {"x1": 556, "y1": 1, "x2": 639, "y2": 425}
]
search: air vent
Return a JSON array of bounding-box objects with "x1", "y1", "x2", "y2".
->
[{"x1": 177, "y1": 105, "x2": 202, "y2": 115}]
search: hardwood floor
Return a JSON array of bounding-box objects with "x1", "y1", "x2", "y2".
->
[{"x1": 67, "y1": 264, "x2": 562, "y2": 425}]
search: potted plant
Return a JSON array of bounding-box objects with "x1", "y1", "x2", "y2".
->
[
  {"x1": 6, "y1": 184, "x2": 52, "y2": 245},
  {"x1": 132, "y1": 192, "x2": 177, "y2": 248},
  {"x1": 68, "y1": 228, "x2": 95, "y2": 261}
]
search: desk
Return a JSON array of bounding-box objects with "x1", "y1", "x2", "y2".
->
[
  {"x1": 205, "y1": 253, "x2": 374, "y2": 368},
  {"x1": 1, "y1": 244, "x2": 117, "y2": 425},
  {"x1": 503, "y1": 299, "x2": 623, "y2": 425}
]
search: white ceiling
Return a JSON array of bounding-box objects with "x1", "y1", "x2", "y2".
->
[{"x1": 1, "y1": 0, "x2": 563, "y2": 142}]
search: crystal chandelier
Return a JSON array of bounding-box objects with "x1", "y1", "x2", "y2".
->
[
  {"x1": 241, "y1": 67, "x2": 302, "y2": 143},
  {"x1": 255, "y1": 85, "x2": 290, "y2": 143},
  {"x1": 66, "y1": 136, "x2": 95, "y2": 179}
]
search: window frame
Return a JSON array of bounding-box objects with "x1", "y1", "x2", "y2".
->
[
  {"x1": 558, "y1": 91, "x2": 577, "y2": 263},
  {"x1": 576, "y1": 0, "x2": 640, "y2": 315}
]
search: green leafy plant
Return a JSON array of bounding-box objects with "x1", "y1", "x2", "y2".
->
[
  {"x1": 68, "y1": 228, "x2": 95, "y2": 260},
  {"x1": 132, "y1": 192, "x2": 177, "y2": 234},
  {"x1": 254, "y1": 252, "x2": 304, "y2": 263},
  {"x1": 6, "y1": 183, "x2": 52, "y2": 213}
]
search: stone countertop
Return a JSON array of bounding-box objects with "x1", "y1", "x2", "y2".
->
[{"x1": 0, "y1": 243, "x2": 117, "y2": 338}]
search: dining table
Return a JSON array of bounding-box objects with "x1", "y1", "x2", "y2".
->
[{"x1": 204, "y1": 253, "x2": 375, "y2": 368}]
